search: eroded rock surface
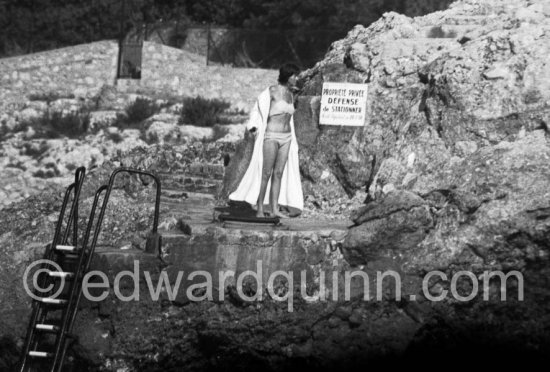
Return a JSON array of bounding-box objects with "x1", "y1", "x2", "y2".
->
[
  {"x1": 2, "y1": 0, "x2": 550, "y2": 370},
  {"x1": 224, "y1": 0, "x2": 549, "y2": 217}
]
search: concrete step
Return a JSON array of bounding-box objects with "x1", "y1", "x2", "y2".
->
[
  {"x1": 158, "y1": 224, "x2": 349, "y2": 304},
  {"x1": 159, "y1": 191, "x2": 217, "y2": 230},
  {"x1": 89, "y1": 247, "x2": 160, "y2": 282},
  {"x1": 157, "y1": 162, "x2": 225, "y2": 194},
  {"x1": 161, "y1": 162, "x2": 224, "y2": 180},
  {"x1": 160, "y1": 174, "x2": 222, "y2": 194}
]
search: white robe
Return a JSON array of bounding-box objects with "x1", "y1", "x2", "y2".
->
[{"x1": 228, "y1": 87, "x2": 304, "y2": 211}]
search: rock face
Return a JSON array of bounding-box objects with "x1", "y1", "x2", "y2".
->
[
  {"x1": 217, "y1": 0, "x2": 550, "y2": 366},
  {"x1": 2, "y1": 0, "x2": 550, "y2": 371},
  {"x1": 344, "y1": 130, "x2": 550, "y2": 267},
  {"x1": 223, "y1": 0, "x2": 550, "y2": 216}
]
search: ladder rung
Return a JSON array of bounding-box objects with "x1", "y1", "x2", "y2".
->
[
  {"x1": 36, "y1": 324, "x2": 60, "y2": 332},
  {"x1": 55, "y1": 245, "x2": 76, "y2": 252},
  {"x1": 29, "y1": 351, "x2": 53, "y2": 358},
  {"x1": 38, "y1": 298, "x2": 68, "y2": 305},
  {"x1": 48, "y1": 271, "x2": 74, "y2": 279}
]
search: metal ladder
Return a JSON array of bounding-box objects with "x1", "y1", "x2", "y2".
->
[{"x1": 19, "y1": 167, "x2": 162, "y2": 372}]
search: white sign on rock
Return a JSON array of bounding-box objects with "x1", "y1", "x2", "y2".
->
[{"x1": 319, "y1": 82, "x2": 368, "y2": 126}]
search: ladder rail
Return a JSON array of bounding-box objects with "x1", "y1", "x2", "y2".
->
[
  {"x1": 48, "y1": 183, "x2": 75, "y2": 259},
  {"x1": 90, "y1": 167, "x2": 162, "y2": 248},
  {"x1": 19, "y1": 167, "x2": 86, "y2": 372},
  {"x1": 60, "y1": 167, "x2": 85, "y2": 247},
  {"x1": 19, "y1": 183, "x2": 75, "y2": 372},
  {"x1": 52, "y1": 168, "x2": 161, "y2": 372},
  {"x1": 50, "y1": 185, "x2": 108, "y2": 372},
  {"x1": 20, "y1": 167, "x2": 162, "y2": 372}
]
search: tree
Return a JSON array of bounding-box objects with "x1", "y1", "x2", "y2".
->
[{"x1": 0, "y1": 0, "x2": 453, "y2": 57}]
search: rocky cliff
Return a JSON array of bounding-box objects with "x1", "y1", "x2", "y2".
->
[
  {"x1": 223, "y1": 0, "x2": 550, "y2": 366},
  {"x1": 1, "y1": 0, "x2": 550, "y2": 371}
]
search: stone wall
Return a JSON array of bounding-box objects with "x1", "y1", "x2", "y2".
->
[
  {"x1": 131, "y1": 41, "x2": 277, "y2": 110},
  {"x1": 0, "y1": 40, "x2": 277, "y2": 114},
  {"x1": 0, "y1": 41, "x2": 118, "y2": 113}
]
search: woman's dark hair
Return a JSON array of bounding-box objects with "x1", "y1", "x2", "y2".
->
[{"x1": 278, "y1": 63, "x2": 300, "y2": 84}]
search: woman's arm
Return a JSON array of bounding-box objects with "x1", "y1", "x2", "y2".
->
[{"x1": 246, "y1": 99, "x2": 261, "y2": 132}]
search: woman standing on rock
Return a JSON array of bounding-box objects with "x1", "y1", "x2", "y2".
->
[{"x1": 229, "y1": 63, "x2": 304, "y2": 217}]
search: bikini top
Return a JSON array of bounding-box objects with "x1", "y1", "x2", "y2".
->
[{"x1": 269, "y1": 99, "x2": 295, "y2": 117}]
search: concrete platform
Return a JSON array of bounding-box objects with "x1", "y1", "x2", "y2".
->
[{"x1": 86, "y1": 186, "x2": 349, "y2": 303}]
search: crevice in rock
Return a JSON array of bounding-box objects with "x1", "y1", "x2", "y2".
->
[
  {"x1": 526, "y1": 206, "x2": 550, "y2": 220},
  {"x1": 465, "y1": 127, "x2": 490, "y2": 142},
  {"x1": 466, "y1": 243, "x2": 488, "y2": 261},
  {"x1": 419, "y1": 84, "x2": 446, "y2": 144},
  {"x1": 353, "y1": 195, "x2": 429, "y2": 226},
  {"x1": 537, "y1": 117, "x2": 549, "y2": 134},
  {"x1": 363, "y1": 153, "x2": 377, "y2": 203},
  {"x1": 330, "y1": 154, "x2": 358, "y2": 199}
]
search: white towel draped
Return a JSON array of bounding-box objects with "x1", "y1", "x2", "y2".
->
[{"x1": 228, "y1": 88, "x2": 304, "y2": 211}]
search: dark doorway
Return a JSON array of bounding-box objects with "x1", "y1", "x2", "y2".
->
[{"x1": 118, "y1": 42, "x2": 143, "y2": 79}]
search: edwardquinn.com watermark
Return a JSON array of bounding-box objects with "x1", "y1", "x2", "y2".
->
[{"x1": 24, "y1": 259, "x2": 524, "y2": 312}]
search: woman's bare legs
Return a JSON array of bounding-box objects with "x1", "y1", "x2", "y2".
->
[
  {"x1": 256, "y1": 140, "x2": 278, "y2": 217},
  {"x1": 269, "y1": 140, "x2": 291, "y2": 218}
]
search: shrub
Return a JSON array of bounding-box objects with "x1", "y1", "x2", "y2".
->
[
  {"x1": 27, "y1": 91, "x2": 75, "y2": 103},
  {"x1": 125, "y1": 97, "x2": 159, "y2": 124},
  {"x1": 179, "y1": 96, "x2": 231, "y2": 127},
  {"x1": 33, "y1": 166, "x2": 58, "y2": 178},
  {"x1": 111, "y1": 112, "x2": 129, "y2": 130},
  {"x1": 212, "y1": 124, "x2": 230, "y2": 141},
  {"x1": 22, "y1": 141, "x2": 49, "y2": 158},
  {"x1": 428, "y1": 26, "x2": 457, "y2": 38},
  {"x1": 106, "y1": 131, "x2": 124, "y2": 143},
  {"x1": 23, "y1": 110, "x2": 90, "y2": 139},
  {"x1": 49, "y1": 111, "x2": 90, "y2": 138},
  {"x1": 0, "y1": 120, "x2": 28, "y2": 142},
  {"x1": 140, "y1": 130, "x2": 159, "y2": 145}
]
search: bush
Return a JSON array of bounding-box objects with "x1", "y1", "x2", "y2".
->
[
  {"x1": 27, "y1": 91, "x2": 75, "y2": 103},
  {"x1": 49, "y1": 111, "x2": 90, "y2": 137},
  {"x1": 22, "y1": 141, "x2": 49, "y2": 158},
  {"x1": 0, "y1": 120, "x2": 28, "y2": 142},
  {"x1": 23, "y1": 110, "x2": 90, "y2": 139},
  {"x1": 125, "y1": 97, "x2": 159, "y2": 124},
  {"x1": 427, "y1": 26, "x2": 457, "y2": 38},
  {"x1": 106, "y1": 131, "x2": 124, "y2": 143},
  {"x1": 212, "y1": 124, "x2": 230, "y2": 141},
  {"x1": 33, "y1": 169, "x2": 57, "y2": 178},
  {"x1": 179, "y1": 96, "x2": 231, "y2": 127}
]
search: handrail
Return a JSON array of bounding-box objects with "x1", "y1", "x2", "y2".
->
[
  {"x1": 51, "y1": 168, "x2": 161, "y2": 371},
  {"x1": 19, "y1": 166, "x2": 86, "y2": 372},
  {"x1": 20, "y1": 166, "x2": 161, "y2": 372},
  {"x1": 91, "y1": 167, "x2": 162, "y2": 245},
  {"x1": 51, "y1": 185, "x2": 108, "y2": 372},
  {"x1": 61, "y1": 166, "x2": 86, "y2": 246}
]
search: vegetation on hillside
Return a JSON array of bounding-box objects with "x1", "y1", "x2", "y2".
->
[
  {"x1": 0, "y1": 0, "x2": 452, "y2": 57},
  {"x1": 179, "y1": 96, "x2": 231, "y2": 126}
]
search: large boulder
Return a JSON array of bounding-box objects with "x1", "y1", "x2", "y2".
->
[{"x1": 344, "y1": 130, "x2": 550, "y2": 271}]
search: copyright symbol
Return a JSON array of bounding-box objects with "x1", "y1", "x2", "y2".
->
[{"x1": 23, "y1": 259, "x2": 65, "y2": 301}]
